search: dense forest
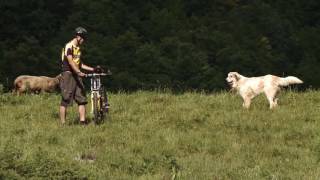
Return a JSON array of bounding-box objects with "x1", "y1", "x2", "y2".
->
[{"x1": 0, "y1": 0, "x2": 319, "y2": 91}]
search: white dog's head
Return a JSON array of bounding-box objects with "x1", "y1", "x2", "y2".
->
[{"x1": 226, "y1": 72, "x2": 241, "y2": 89}]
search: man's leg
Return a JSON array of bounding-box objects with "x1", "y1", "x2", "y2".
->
[
  {"x1": 79, "y1": 104, "x2": 86, "y2": 122},
  {"x1": 75, "y1": 78, "x2": 88, "y2": 124},
  {"x1": 59, "y1": 71, "x2": 74, "y2": 125},
  {"x1": 60, "y1": 105, "x2": 67, "y2": 124}
]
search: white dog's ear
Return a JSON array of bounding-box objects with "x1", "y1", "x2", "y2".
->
[{"x1": 234, "y1": 72, "x2": 240, "y2": 81}]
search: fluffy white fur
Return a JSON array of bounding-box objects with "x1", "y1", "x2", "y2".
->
[{"x1": 226, "y1": 72, "x2": 303, "y2": 109}]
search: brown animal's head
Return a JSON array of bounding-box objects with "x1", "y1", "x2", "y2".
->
[
  {"x1": 48, "y1": 80, "x2": 59, "y2": 88},
  {"x1": 47, "y1": 74, "x2": 62, "y2": 91},
  {"x1": 226, "y1": 72, "x2": 241, "y2": 89},
  {"x1": 55, "y1": 74, "x2": 63, "y2": 82}
]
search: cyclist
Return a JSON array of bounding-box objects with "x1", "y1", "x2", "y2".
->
[{"x1": 59, "y1": 27, "x2": 101, "y2": 125}]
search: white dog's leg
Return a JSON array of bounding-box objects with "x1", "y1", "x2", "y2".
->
[
  {"x1": 274, "y1": 98, "x2": 279, "y2": 107},
  {"x1": 242, "y1": 96, "x2": 252, "y2": 109},
  {"x1": 241, "y1": 88, "x2": 256, "y2": 109},
  {"x1": 265, "y1": 87, "x2": 279, "y2": 109}
]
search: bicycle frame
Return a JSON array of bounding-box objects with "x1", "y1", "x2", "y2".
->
[{"x1": 85, "y1": 73, "x2": 109, "y2": 123}]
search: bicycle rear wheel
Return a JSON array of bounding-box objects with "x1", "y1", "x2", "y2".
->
[{"x1": 100, "y1": 86, "x2": 109, "y2": 114}]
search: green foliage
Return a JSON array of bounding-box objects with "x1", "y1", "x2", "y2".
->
[
  {"x1": 0, "y1": 0, "x2": 319, "y2": 91},
  {"x1": 0, "y1": 84, "x2": 4, "y2": 94}
]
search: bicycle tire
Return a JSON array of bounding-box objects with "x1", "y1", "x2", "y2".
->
[
  {"x1": 92, "y1": 93, "x2": 100, "y2": 123},
  {"x1": 98, "y1": 96, "x2": 105, "y2": 123},
  {"x1": 100, "y1": 86, "x2": 109, "y2": 114}
]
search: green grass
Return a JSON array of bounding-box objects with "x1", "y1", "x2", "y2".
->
[{"x1": 0, "y1": 90, "x2": 320, "y2": 179}]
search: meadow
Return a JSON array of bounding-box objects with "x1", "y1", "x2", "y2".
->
[{"x1": 0, "y1": 90, "x2": 320, "y2": 179}]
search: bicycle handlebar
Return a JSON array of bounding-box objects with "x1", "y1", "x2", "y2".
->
[{"x1": 85, "y1": 73, "x2": 111, "y2": 77}]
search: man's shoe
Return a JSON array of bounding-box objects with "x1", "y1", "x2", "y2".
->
[
  {"x1": 59, "y1": 121, "x2": 66, "y2": 127},
  {"x1": 80, "y1": 121, "x2": 88, "y2": 126}
]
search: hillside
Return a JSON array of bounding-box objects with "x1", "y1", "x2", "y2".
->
[{"x1": 0, "y1": 90, "x2": 320, "y2": 179}]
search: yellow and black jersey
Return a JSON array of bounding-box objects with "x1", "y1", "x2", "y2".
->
[{"x1": 61, "y1": 41, "x2": 82, "y2": 72}]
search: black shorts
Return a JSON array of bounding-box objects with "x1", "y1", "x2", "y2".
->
[{"x1": 60, "y1": 71, "x2": 87, "y2": 106}]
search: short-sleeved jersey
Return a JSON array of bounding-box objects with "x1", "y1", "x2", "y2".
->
[{"x1": 61, "y1": 41, "x2": 82, "y2": 72}]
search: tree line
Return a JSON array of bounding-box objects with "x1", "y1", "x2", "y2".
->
[{"x1": 1, "y1": 0, "x2": 319, "y2": 92}]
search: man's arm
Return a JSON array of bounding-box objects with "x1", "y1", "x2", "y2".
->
[
  {"x1": 81, "y1": 64, "x2": 94, "y2": 72},
  {"x1": 67, "y1": 55, "x2": 85, "y2": 76}
]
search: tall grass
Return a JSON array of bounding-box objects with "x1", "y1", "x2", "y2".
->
[{"x1": 0, "y1": 90, "x2": 320, "y2": 179}]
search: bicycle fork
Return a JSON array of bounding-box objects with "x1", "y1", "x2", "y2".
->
[
  {"x1": 90, "y1": 91, "x2": 100, "y2": 114},
  {"x1": 90, "y1": 76, "x2": 101, "y2": 114}
]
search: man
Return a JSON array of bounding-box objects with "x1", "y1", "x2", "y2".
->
[{"x1": 59, "y1": 27, "x2": 99, "y2": 125}]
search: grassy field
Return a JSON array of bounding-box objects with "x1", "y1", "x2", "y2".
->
[{"x1": 0, "y1": 90, "x2": 320, "y2": 179}]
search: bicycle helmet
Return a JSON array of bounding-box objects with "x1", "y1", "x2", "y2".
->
[{"x1": 75, "y1": 26, "x2": 87, "y2": 39}]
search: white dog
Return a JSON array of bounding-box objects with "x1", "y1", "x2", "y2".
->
[{"x1": 226, "y1": 72, "x2": 303, "y2": 109}]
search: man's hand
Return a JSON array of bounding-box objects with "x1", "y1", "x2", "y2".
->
[
  {"x1": 94, "y1": 65, "x2": 104, "y2": 73},
  {"x1": 77, "y1": 71, "x2": 86, "y2": 77}
]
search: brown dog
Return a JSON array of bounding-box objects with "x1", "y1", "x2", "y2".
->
[{"x1": 13, "y1": 74, "x2": 62, "y2": 95}]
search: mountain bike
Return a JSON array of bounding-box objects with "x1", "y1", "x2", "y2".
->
[{"x1": 85, "y1": 72, "x2": 111, "y2": 124}]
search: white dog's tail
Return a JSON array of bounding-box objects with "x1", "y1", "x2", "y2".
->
[{"x1": 278, "y1": 76, "x2": 303, "y2": 87}]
